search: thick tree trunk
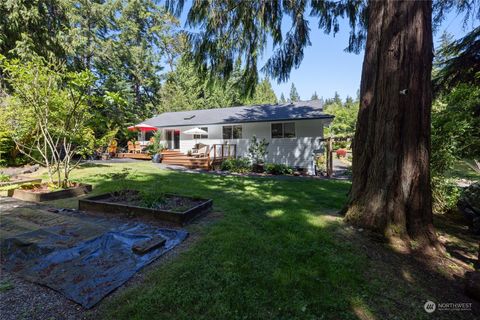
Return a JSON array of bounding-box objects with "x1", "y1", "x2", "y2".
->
[{"x1": 345, "y1": 0, "x2": 437, "y2": 247}]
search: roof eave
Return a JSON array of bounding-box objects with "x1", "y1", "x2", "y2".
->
[{"x1": 148, "y1": 115, "x2": 334, "y2": 128}]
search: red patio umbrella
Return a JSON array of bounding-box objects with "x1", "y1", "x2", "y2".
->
[{"x1": 127, "y1": 124, "x2": 158, "y2": 132}]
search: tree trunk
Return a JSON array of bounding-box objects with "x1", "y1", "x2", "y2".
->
[{"x1": 344, "y1": 0, "x2": 437, "y2": 248}]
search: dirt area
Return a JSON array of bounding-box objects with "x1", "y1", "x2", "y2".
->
[
  {"x1": 0, "y1": 197, "x2": 222, "y2": 320},
  {"x1": 329, "y1": 210, "x2": 480, "y2": 319},
  {"x1": 106, "y1": 190, "x2": 205, "y2": 212}
]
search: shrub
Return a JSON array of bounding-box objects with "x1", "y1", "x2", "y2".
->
[
  {"x1": 265, "y1": 163, "x2": 293, "y2": 175},
  {"x1": 248, "y1": 136, "x2": 269, "y2": 165},
  {"x1": 221, "y1": 158, "x2": 251, "y2": 173},
  {"x1": 0, "y1": 174, "x2": 10, "y2": 182},
  {"x1": 432, "y1": 176, "x2": 462, "y2": 214},
  {"x1": 145, "y1": 131, "x2": 164, "y2": 155},
  {"x1": 336, "y1": 149, "x2": 347, "y2": 158},
  {"x1": 315, "y1": 154, "x2": 326, "y2": 173}
]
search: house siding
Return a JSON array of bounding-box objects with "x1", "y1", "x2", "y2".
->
[{"x1": 160, "y1": 118, "x2": 329, "y2": 174}]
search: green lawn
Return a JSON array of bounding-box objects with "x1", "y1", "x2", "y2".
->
[
  {"x1": 446, "y1": 159, "x2": 480, "y2": 181},
  {"x1": 42, "y1": 162, "x2": 470, "y2": 319}
]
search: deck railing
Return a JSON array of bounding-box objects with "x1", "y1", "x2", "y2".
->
[{"x1": 208, "y1": 144, "x2": 237, "y2": 168}]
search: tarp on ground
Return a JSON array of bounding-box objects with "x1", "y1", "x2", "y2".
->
[{"x1": 0, "y1": 197, "x2": 188, "y2": 308}]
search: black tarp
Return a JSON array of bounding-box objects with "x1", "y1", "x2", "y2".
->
[{"x1": 0, "y1": 198, "x2": 188, "y2": 308}]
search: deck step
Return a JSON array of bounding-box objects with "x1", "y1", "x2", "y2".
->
[{"x1": 116, "y1": 153, "x2": 151, "y2": 160}]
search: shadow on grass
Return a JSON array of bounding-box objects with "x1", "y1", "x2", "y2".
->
[
  {"x1": 76, "y1": 162, "x2": 111, "y2": 169},
  {"x1": 61, "y1": 164, "x2": 479, "y2": 319}
]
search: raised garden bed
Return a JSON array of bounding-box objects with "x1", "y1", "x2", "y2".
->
[
  {"x1": 78, "y1": 190, "x2": 212, "y2": 226},
  {"x1": 0, "y1": 178, "x2": 44, "y2": 197},
  {"x1": 12, "y1": 182, "x2": 92, "y2": 202},
  {"x1": 0, "y1": 177, "x2": 42, "y2": 187}
]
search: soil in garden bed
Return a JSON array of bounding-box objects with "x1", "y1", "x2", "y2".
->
[{"x1": 105, "y1": 190, "x2": 205, "y2": 213}]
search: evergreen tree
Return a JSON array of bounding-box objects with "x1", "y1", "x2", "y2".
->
[
  {"x1": 345, "y1": 95, "x2": 354, "y2": 105},
  {"x1": 279, "y1": 93, "x2": 286, "y2": 104},
  {"x1": 289, "y1": 83, "x2": 300, "y2": 102},
  {"x1": 311, "y1": 91, "x2": 319, "y2": 100},
  {"x1": 245, "y1": 78, "x2": 277, "y2": 105},
  {"x1": 159, "y1": 58, "x2": 277, "y2": 112},
  {"x1": 433, "y1": 27, "x2": 480, "y2": 93},
  {"x1": 333, "y1": 91, "x2": 342, "y2": 104},
  {"x1": 0, "y1": 0, "x2": 68, "y2": 61}
]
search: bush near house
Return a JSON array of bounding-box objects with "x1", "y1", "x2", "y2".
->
[
  {"x1": 264, "y1": 163, "x2": 293, "y2": 175},
  {"x1": 220, "y1": 158, "x2": 252, "y2": 173}
]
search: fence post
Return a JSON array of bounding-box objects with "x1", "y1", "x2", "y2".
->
[{"x1": 327, "y1": 137, "x2": 333, "y2": 177}]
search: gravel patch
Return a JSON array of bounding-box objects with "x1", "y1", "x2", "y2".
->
[{"x1": 0, "y1": 198, "x2": 221, "y2": 320}]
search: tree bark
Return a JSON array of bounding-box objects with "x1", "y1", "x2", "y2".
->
[{"x1": 345, "y1": 0, "x2": 437, "y2": 248}]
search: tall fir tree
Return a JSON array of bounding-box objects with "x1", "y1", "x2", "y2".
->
[
  {"x1": 311, "y1": 91, "x2": 319, "y2": 100},
  {"x1": 279, "y1": 93, "x2": 286, "y2": 104},
  {"x1": 289, "y1": 83, "x2": 300, "y2": 102}
]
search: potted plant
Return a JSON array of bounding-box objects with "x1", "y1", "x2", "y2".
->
[
  {"x1": 146, "y1": 131, "x2": 164, "y2": 163},
  {"x1": 248, "y1": 136, "x2": 269, "y2": 173}
]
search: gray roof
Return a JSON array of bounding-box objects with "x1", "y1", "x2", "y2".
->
[{"x1": 142, "y1": 100, "x2": 333, "y2": 128}]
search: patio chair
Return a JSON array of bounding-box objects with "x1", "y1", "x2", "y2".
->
[
  {"x1": 191, "y1": 143, "x2": 209, "y2": 158},
  {"x1": 134, "y1": 141, "x2": 143, "y2": 153},
  {"x1": 127, "y1": 141, "x2": 135, "y2": 153}
]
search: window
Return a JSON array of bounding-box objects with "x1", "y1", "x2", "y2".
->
[
  {"x1": 145, "y1": 131, "x2": 155, "y2": 141},
  {"x1": 223, "y1": 125, "x2": 242, "y2": 139},
  {"x1": 193, "y1": 127, "x2": 208, "y2": 139},
  {"x1": 271, "y1": 122, "x2": 296, "y2": 138}
]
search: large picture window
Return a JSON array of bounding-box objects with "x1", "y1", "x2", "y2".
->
[
  {"x1": 223, "y1": 125, "x2": 242, "y2": 139},
  {"x1": 193, "y1": 127, "x2": 208, "y2": 139},
  {"x1": 271, "y1": 122, "x2": 296, "y2": 138}
]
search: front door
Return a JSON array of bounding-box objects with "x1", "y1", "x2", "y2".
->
[
  {"x1": 166, "y1": 129, "x2": 180, "y2": 150},
  {"x1": 173, "y1": 130, "x2": 180, "y2": 149}
]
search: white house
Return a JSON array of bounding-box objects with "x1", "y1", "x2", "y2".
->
[{"x1": 138, "y1": 100, "x2": 333, "y2": 174}]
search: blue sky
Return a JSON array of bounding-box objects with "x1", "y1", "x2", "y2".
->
[
  {"x1": 261, "y1": 12, "x2": 478, "y2": 102},
  {"x1": 179, "y1": 6, "x2": 478, "y2": 102}
]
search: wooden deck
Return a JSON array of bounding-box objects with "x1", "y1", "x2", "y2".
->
[
  {"x1": 161, "y1": 144, "x2": 236, "y2": 170},
  {"x1": 115, "y1": 153, "x2": 152, "y2": 160},
  {"x1": 161, "y1": 150, "x2": 210, "y2": 169}
]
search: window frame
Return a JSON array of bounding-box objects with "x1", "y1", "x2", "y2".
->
[
  {"x1": 193, "y1": 127, "x2": 208, "y2": 139},
  {"x1": 271, "y1": 122, "x2": 296, "y2": 138},
  {"x1": 223, "y1": 125, "x2": 243, "y2": 139}
]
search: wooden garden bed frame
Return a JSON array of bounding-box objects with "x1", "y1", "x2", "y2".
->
[{"x1": 79, "y1": 191, "x2": 212, "y2": 226}]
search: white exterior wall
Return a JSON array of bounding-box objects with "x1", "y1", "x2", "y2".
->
[{"x1": 160, "y1": 118, "x2": 330, "y2": 174}]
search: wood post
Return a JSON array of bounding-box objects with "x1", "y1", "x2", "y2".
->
[{"x1": 327, "y1": 137, "x2": 333, "y2": 177}]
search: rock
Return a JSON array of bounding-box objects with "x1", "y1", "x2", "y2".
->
[
  {"x1": 458, "y1": 182, "x2": 480, "y2": 235},
  {"x1": 465, "y1": 271, "x2": 480, "y2": 301}
]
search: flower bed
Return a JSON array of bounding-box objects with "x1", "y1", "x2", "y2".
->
[
  {"x1": 78, "y1": 190, "x2": 212, "y2": 226},
  {"x1": 12, "y1": 182, "x2": 92, "y2": 202}
]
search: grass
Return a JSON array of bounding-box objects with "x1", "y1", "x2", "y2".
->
[
  {"x1": 446, "y1": 159, "x2": 480, "y2": 181},
  {"x1": 37, "y1": 162, "x2": 474, "y2": 319}
]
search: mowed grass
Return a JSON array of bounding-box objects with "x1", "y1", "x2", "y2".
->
[{"x1": 44, "y1": 162, "x2": 432, "y2": 319}]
